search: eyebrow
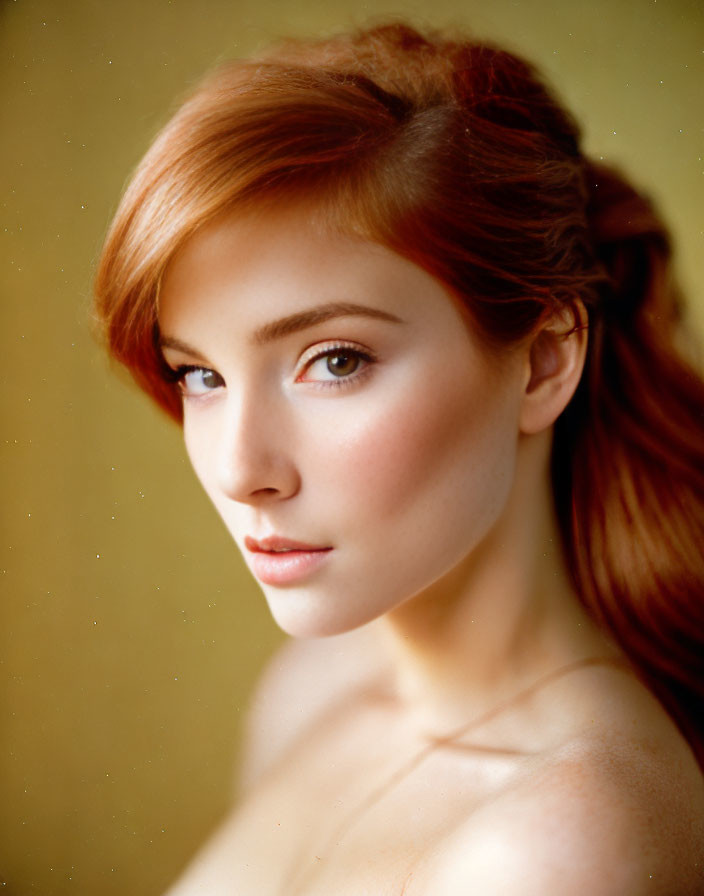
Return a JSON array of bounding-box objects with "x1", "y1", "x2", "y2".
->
[
  {"x1": 251, "y1": 301, "x2": 404, "y2": 345},
  {"x1": 159, "y1": 301, "x2": 404, "y2": 358}
]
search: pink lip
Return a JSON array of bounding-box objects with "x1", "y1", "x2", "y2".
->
[{"x1": 244, "y1": 535, "x2": 332, "y2": 586}]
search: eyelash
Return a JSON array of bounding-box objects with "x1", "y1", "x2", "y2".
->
[
  {"x1": 166, "y1": 364, "x2": 224, "y2": 399},
  {"x1": 166, "y1": 342, "x2": 376, "y2": 397},
  {"x1": 295, "y1": 341, "x2": 376, "y2": 389}
]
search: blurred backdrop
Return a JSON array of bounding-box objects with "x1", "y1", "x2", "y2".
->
[{"x1": 1, "y1": 0, "x2": 702, "y2": 893}]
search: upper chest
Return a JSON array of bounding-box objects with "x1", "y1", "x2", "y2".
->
[{"x1": 220, "y1": 701, "x2": 534, "y2": 895}]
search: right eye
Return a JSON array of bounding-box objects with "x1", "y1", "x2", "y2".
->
[{"x1": 171, "y1": 365, "x2": 225, "y2": 398}]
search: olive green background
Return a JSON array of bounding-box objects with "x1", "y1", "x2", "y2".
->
[{"x1": 1, "y1": 0, "x2": 702, "y2": 893}]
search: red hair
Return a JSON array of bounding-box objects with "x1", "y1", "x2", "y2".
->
[{"x1": 95, "y1": 23, "x2": 704, "y2": 764}]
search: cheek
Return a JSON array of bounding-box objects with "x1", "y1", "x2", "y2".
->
[
  {"x1": 313, "y1": 363, "x2": 520, "y2": 548},
  {"x1": 182, "y1": 418, "x2": 226, "y2": 512},
  {"x1": 183, "y1": 420, "x2": 208, "y2": 482}
]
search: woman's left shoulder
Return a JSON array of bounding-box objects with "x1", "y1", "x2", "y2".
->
[{"x1": 423, "y1": 707, "x2": 704, "y2": 894}]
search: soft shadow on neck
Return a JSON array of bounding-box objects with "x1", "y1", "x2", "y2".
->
[{"x1": 372, "y1": 428, "x2": 623, "y2": 733}]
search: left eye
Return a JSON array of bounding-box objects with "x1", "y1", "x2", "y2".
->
[{"x1": 298, "y1": 346, "x2": 373, "y2": 384}]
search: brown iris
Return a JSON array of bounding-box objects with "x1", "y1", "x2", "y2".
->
[
  {"x1": 326, "y1": 352, "x2": 359, "y2": 377},
  {"x1": 201, "y1": 369, "x2": 224, "y2": 389}
]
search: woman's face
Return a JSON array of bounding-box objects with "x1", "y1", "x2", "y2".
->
[{"x1": 158, "y1": 206, "x2": 526, "y2": 637}]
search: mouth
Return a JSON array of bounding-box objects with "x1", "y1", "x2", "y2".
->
[{"x1": 244, "y1": 535, "x2": 332, "y2": 586}]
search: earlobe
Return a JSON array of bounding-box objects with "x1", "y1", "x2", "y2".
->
[{"x1": 519, "y1": 302, "x2": 588, "y2": 435}]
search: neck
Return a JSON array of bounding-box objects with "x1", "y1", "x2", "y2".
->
[{"x1": 372, "y1": 431, "x2": 619, "y2": 732}]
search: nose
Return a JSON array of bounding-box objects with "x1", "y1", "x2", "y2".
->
[{"x1": 212, "y1": 390, "x2": 301, "y2": 505}]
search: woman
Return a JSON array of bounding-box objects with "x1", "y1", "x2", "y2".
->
[{"x1": 95, "y1": 23, "x2": 704, "y2": 894}]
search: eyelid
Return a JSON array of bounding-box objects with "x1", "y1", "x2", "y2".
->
[
  {"x1": 297, "y1": 338, "x2": 371, "y2": 366},
  {"x1": 164, "y1": 362, "x2": 202, "y2": 384},
  {"x1": 295, "y1": 340, "x2": 377, "y2": 385},
  {"x1": 167, "y1": 363, "x2": 225, "y2": 399}
]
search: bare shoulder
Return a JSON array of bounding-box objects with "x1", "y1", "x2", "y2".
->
[
  {"x1": 238, "y1": 625, "x2": 389, "y2": 792},
  {"x1": 424, "y1": 694, "x2": 704, "y2": 895}
]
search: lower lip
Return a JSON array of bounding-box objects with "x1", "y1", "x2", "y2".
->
[{"x1": 250, "y1": 549, "x2": 332, "y2": 586}]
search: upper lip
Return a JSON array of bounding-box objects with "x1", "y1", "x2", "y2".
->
[{"x1": 244, "y1": 535, "x2": 332, "y2": 553}]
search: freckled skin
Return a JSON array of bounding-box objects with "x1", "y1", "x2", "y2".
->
[{"x1": 159, "y1": 206, "x2": 524, "y2": 638}]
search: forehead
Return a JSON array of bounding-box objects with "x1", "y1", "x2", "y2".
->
[{"x1": 157, "y1": 203, "x2": 479, "y2": 353}]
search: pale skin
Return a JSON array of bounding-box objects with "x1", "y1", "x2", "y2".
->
[{"x1": 158, "y1": 204, "x2": 704, "y2": 894}]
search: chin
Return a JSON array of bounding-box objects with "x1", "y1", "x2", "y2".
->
[{"x1": 262, "y1": 585, "x2": 380, "y2": 639}]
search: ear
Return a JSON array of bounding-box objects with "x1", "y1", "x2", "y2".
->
[{"x1": 519, "y1": 302, "x2": 588, "y2": 435}]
